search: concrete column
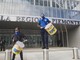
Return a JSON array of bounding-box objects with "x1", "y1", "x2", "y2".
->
[
  {"x1": 73, "y1": 47, "x2": 79, "y2": 59},
  {"x1": 43, "y1": 49, "x2": 49, "y2": 60},
  {"x1": 5, "y1": 50, "x2": 11, "y2": 60},
  {"x1": 69, "y1": 26, "x2": 80, "y2": 48},
  {"x1": 50, "y1": 0, "x2": 52, "y2": 7}
]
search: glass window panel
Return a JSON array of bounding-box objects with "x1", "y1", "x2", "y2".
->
[
  {"x1": 65, "y1": 10, "x2": 69, "y2": 19},
  {"x1": 0, "y1": 0, "x2": 3, "y2": 2},
  {"x1": 48, "y1": 1, "x2": 50, "y2": 7},
  {"x1": 76, "y1": 1, "x2": 79, "y2": 5},
  {"x1": 40, "y1": 0, "x2": 43, "y2": 6},
  {"x1": 71, "y1": 10, "x2": 76, "y2": 17},
  {"x1": 71, "y1": 1, "x2": 74, "y2": 9},
  {"x1": 31, "y1": 0, "x2": 34, "y2": 5},
  {"x1": 61, "y1": 9, "x2": 64, "y2": 18},
  {"x1": 44, "y1": 1, "x2": 47, "y2": 6},
  {"x1": 67, "y1": 0, "x2": 70, "y2": 9},
  {"x1": 35, "y1": 0, "x2": 39, "y2": 5},
  {"x1": 63, "y1": 10, "x2": 67, "y2": 18},
  {"x1": 56, "y1": 4, "x2": 59, "y2": 8},
  {"x1": 60, "y1": 0, "x2": 63, "y2": 8},
  {"x1": 56, "y1": 0, "x2": 60, "y2": 8},
  {"x1": 67, "y1": 10, "x2": 71, "y2": 19},
  {"x1": 22, "y1": 0, "x2": 29, "y2": 1},
  {"x1": 27, "y1": 0, "x2": 29, "y2": 1},
  {"x1": 56, "y1": 9, "x2": 61, "y2": 18},
  {"x1": 53, "y1": 8, "x2": 56, "y2": 17},
  {"x1": 49, "y1": 8, "x2": 53, "y2": 17},
  {"x1": 74, "y1": 1, "x2": 77, "y2": 7},
  {"x1": 52, "y1": 1, "x2": 55, "y2": 7}
]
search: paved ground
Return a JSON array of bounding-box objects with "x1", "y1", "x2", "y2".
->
[{"x1": 0, "y1": 48, "x2": 80, "y2": 60}]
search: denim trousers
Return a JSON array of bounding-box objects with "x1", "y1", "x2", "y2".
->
[{"x1": 41, "y1": 28, "x2": 49, "y2": 49}]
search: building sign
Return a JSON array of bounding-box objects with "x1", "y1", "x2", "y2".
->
[
  {"x1": 16, "y1": 16, "x2": 38, "y2": 22},
  {"x1": 0, "y1": 15, "x2": 80, "y2": 25},
  {"x1": 52, "y1": 19, "x2": 80, "y2": 25},
  {"x1": 0, "y1": 15, "x2": 38, "y2": 22}
]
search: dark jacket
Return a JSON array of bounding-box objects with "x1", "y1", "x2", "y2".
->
[{"x1": 12, "y1": 32, "x2": 26, "y2": 44}]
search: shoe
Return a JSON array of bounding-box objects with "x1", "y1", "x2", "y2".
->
[
  {"x1": 46, "y1": 47, "x2": 49, "y2": 49},
  {"x1": 42, "y1": 47, "x2": 46, "y2": 49}
]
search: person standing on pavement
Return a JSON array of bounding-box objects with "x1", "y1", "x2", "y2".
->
[
  {"x1": 12, "y1": 27, "x2": 26, "y2": 60},
  {"x1": 37, "y1": 14, "x2": 51, "y2": 49},
  {"x1": 0, "y1": 37, "x2": 5, "y2": 51}
]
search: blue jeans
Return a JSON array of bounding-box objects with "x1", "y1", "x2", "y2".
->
[{"x1": 41, "y1": 28, "x2": 49, "y2": 49}]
